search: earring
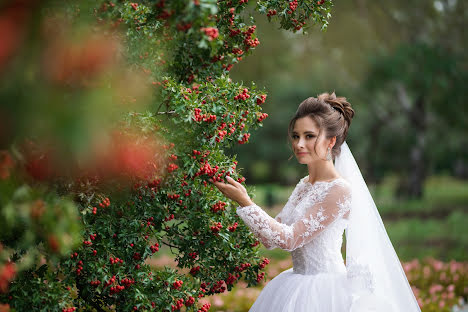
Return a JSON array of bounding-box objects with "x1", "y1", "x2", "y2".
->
[{"x1": 326, "y1": 147, "x2": 332, "y2": 161}]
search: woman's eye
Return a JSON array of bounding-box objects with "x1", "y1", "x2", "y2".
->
[{"x1": 306, "y1": 135, "x2": 315, "y2": 138}]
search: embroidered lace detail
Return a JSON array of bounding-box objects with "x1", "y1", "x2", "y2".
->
[
  {"x1": 236, "y1": 177, "x2": 352, "y2": 275},
  {"x1": 346, "y1": 257, "x2": 376, "y2": 293}
]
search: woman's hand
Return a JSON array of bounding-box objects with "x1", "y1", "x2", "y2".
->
[{"x1": 212, "y1": 176, "x2": 254, "y2": 207}]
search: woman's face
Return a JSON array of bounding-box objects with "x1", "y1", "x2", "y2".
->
[{"x1": 291, "y1": 116, "x2": 333, "y2": 164}]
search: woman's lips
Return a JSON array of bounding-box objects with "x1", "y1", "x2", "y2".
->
[{"x1": 297, "y1": 152, "x2": 309, "y2": 155}]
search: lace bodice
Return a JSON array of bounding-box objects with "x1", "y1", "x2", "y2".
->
[{"x1": 236, "y1": 176, "x2": 352, "y2": 275}]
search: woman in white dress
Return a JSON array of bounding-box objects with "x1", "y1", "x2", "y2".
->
[{"x1": 213, "y1": 92, "x2": 421, "y2": 312}]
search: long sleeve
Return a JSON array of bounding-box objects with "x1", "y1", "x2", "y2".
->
[
  {"x1": 236, "y1": 182, "x2": 351, "y2": 252},
  {"x1": 259, "y1": 215, "x2": 281, "y2": 250}
]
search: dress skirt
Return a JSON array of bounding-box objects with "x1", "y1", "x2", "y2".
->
[
  {"x1": 249, "y1": 268, "x2": 352, "y2": 312},
  {"x1": 248, "y1": 268, "x2": 394, "y2": 312}
]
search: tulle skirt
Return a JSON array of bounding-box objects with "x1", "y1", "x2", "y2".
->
[{"x1": 249, "y1": 268, "x2": 393, "y2": 312}]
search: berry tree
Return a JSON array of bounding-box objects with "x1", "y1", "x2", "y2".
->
[{"x1": 0, "y1": 0, "x2": 333, "y2": 311}]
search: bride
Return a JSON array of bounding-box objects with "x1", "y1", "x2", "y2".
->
[{"x1": 213, "y1": 92, "x2": 421, "y2": 311}]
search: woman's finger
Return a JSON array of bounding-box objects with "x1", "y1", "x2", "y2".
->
[{"x1": 225, "y1": 176, "x2": 240, "y2": 187}]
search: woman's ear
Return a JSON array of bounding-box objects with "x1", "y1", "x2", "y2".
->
[{"x1": 330, "y1": 136, "x2": 336, "y2": 148}]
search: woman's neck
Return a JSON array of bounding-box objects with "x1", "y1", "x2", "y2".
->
[{"x1": 306, "y1": 160, "x2": 340, "y2": 184}]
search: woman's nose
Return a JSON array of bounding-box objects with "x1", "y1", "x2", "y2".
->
[{"x1": 296, "y1": 138, "x2": 305, "y2": 148}]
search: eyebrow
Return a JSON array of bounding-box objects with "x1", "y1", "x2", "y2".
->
[{"x1": 292, "y1": 131, "x2": 316, "y2": 135}]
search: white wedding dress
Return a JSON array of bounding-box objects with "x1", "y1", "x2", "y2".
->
[{"x1": 236, "y1": 176, "x2": 363, "y2": 312}]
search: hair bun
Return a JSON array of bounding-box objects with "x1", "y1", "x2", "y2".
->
[{"x1": 318, "y1": 92, "x2": 355, "y2": 127}]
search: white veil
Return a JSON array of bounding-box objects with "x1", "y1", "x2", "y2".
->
[{"x1": 335, "y1": 142, "x2": 421, "y2": 312}]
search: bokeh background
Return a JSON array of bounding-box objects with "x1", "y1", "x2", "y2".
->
[{"x1": 227, "y1": 0, "x2": 468, "y2": 262}]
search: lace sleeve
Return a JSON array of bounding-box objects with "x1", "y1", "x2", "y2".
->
[
  {"x1": 236, "y1": 182, "x2": 351, "y2": 252},
  {"x1": 260, "y1": 215, "x2": 281, "y2": 250}
]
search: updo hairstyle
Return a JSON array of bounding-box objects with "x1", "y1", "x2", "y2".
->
[{"x1": 288, "y1": 92, "x2": 355, "y2": 160}]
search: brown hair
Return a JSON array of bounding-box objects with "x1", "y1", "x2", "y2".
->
[{"x1": 288, "y1": 92, "x2": 355, "y2": 160}]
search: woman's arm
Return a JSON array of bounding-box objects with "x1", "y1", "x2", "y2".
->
[{"x1": 236, "y1": 182, "x2": 351, "y2": 252}]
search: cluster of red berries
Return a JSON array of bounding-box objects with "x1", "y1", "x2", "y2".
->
[
  {"x1": 210, "y1": 222, "x2": 223, "y2": 234},
  {"x1": 164, "y1": 214, "x2": 175, "y2": 221},
  {"x1": 100, "y1": 197, "x2": 110, "y2": 208},
  {"x1": 188, "y1": 252, "x2": 198, "y2": 260},
  {"x1": 171, "y1": 298, "x2": 185, "y2": 311},
  {"x1": 215, "y1": 129, "x2": 228, "y2": 142},
  {"x1": 256, "y1": 272, "x2": 265, "y2": 282},
  {"x1": 172, "y1": 279, "x2": 183, "y2": 289},
  {"x1": 121, "y1": 277, "x2": 135, "y2": 287},
  {"x1": 317, "y1": 0, "x2": 325, "y2": 4},
  {"x1": 147, "y1": 178, "x2": 161, "y2": 190},
  {"x1": 234, "y1": 88, "x2": 250, "y2": 101},
  {"x1": 211, "y1": 201, "x2": 226, "y2": 213},
  {"x1": 210, "y1": 280, "x2": 226, "y2": 294},
  {"x1": 195, "y1": 161, "x2": 218, "y2": 180},
  {"x1": 257, "y1": 112, "x2": 269, "y2": 123},
  {"x1": 251, "y1": 240, "x2": 260, "y2": 247},
  {"x1": 162, "y1": 142, "x2": 175, "y2": 150},
  {"x1": 197, "y1": 303, "x2": 211, "y2": 312},
  {"x1": 92, "y1": 197, "x2": 110, "y2": 214},
  {"x1": 75, "y1": 260, "x2": 83, "y2": 275},
  {"x1": 232, "y1": 47, "x2": 244, "y2": 55},
  {"x1": 225, "y1": 272, "x2": 240, "y2": 285},
  {"x1": 150, "y1": 242, "x2": 160, "y2": 253},
  {"x1": 62, "y1": 308, "x2": 76, "y2": 312},
  {"x1": 266, "y1": 9, "x2": 277, "y2": 17},
  {"x1": 89, "y1": 280, "x2": 101, "y2": 287},
  {"x1": 185, "y1": 296, "x2": 195, "y2": 306},
  {"x1": 109, "y1": 256, "x2": 124, "y2": 265},
  {"x1": 200, "y1": 27, "x2": 219, "y2": 41},
  {"x1": 259, "y1": 257, "x2": 270, "y2": 269},
  {"x1": 190, "y1": 266, "x2": 200, "y2": 276},
  {"x1": 193, "y1": 108, "x2": 217, "y2": 123},
  {"x1": 238, "y1": 133, "x2": 250, "y2": 144},
  {"x1": 228, "y1": 222, "x2": 238, "y2": 232},
  {"x1": 130, "y1": 3, "x2": 138, "y2": 10},
  {"x1": 244, "y1": 26, "x2": 260, "y2": 49},
  {"x1": 83, "y1": 240, "x2": 92, "y2": 246},
  {"x1": 133, "y1": 252, "x2": 141, "y2": 260},
  {"x1": 167, "y1": 193, "x2": 180, "y2": 200},
  {"x1": 145, "y1": 216, "x2": 155, "y2": 227},
  {"x1": 229, "y1": 28, "x2": 241, "y2": 37},
  {"x1": 89, "y1": 233, "x2": 97, "y2": 241},
  {"x1": 234, "y1": 262, "x2": 251, "y2": 272},
  {"x1": 109, "y1": 284, "x2": 125, "y2": 295},
  {"x1": 257, "y1": 94, "x2": 267, "y2": 105},
  {"x1": 191, "y1": 149, "x2": 202, "y2": 159},
  {"x1": 291, "y1": 18, "x2": 306, "y2": 31},
  {"x1": 168, "y1": 163, "x2": 179, "y2": 173},
  {"x1": 289, "y1": 0, "x2": 298, "y2": 12}
]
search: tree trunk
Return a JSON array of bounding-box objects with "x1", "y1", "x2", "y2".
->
[
  {"x1": 405, "y1": 95, "x2": 427, "y2": 198},
  {"x1": 396, "y1": 85, "x2": 427, "y2": 199}
]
